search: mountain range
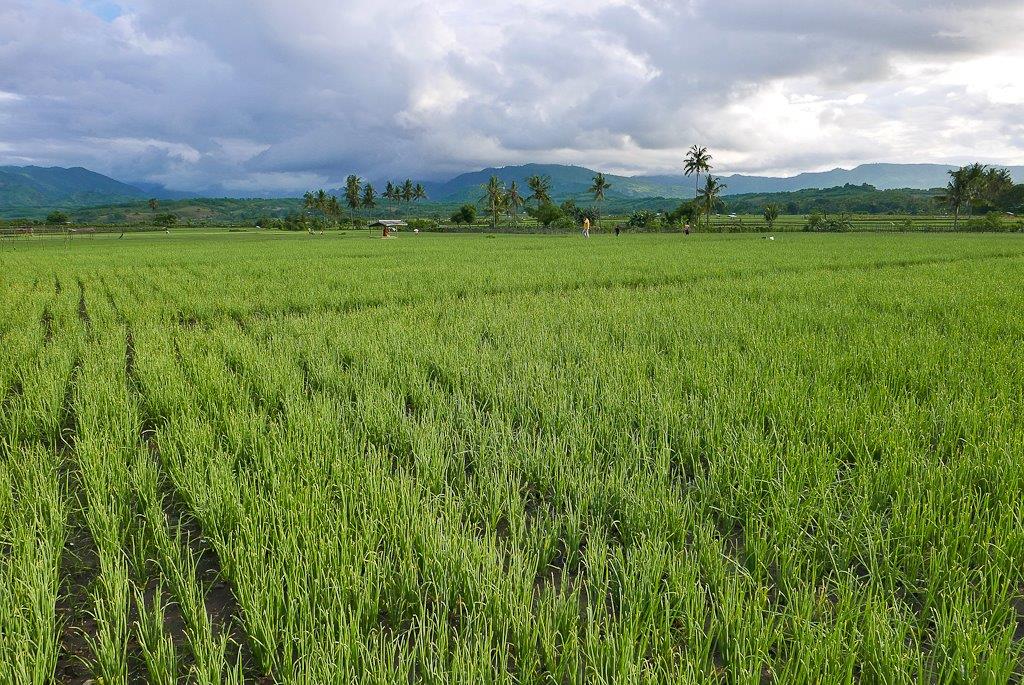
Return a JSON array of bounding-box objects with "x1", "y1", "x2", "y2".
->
[
  {"x1": 0, "y1": 166, "x2": 147, "y2": 208},
  {"x1": 419, "y1": 163, "x2": 1024, "y2": 203},
  {"x1": 3, "y1": 162, "x2": 1023, "y2": 215}
]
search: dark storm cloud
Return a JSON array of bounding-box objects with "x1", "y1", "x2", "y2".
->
[{"x1": 0, "y1": 0, "x2": 1022, "y2": 191}]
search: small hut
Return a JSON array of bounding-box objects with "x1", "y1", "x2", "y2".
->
[{"x1": 370, "y1": 219, "x2": 407, "y2": 238}]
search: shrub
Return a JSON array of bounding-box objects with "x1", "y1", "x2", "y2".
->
[
  {"x1": 551, "y1": 216, "x2": 577, "y2": 230},
  {"x1": 281, "y1": 213, "x2": 308, "y2": 231},
  {"x1": 664, "y1": 201, "x2": 699, "y2": 229},
  {"x1": 526, "y1": 202, "x2": 563, "y2": 228},
  {"x1": 450, "y1": 204, "x2": 477, "y2": 225},
  {"x1": 804, "y1": 211, "x2": 852, "y2": 232},
  {"x1": 962, "y1": 212, "x2": 1007, "y2": 232},
  {"x1": 627, "y1": 210, "x2": 661, "y2": 230},
  {"x1": 407, "y1": 218, "x2": 438, "y2": 231},
  {"x1": 45, "y1": 211, "x2": 70, "y2": 225},
  {"x1": 153, "y1": 213, "x2": 178, "y2": 228}
]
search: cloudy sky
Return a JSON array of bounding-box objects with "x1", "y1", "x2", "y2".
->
[{"x1": 1, "y1": 0, "x2": 1023, "y2": 193}]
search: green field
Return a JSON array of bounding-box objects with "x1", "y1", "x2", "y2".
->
[{"x1": 2, "y1": 231, "x2": 1023, "y2": 683}]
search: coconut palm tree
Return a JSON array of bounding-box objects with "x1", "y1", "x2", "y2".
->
[
  {"x1": 401, "y1": 179, "x2": 415, "y2": 204},
  {"x1": 326, "y1": 195, "x2": 341, "y2": 229},
  {"x1": 684, "y1": 145, "x2": 712, "y2": 200},
  {"x1": 362, "y1": 183, "x2": 377, "y2": 214},
  {"x1": 982, "y1": 167, "x2": 1013, "y2": 208},
  {"x1": 526, "y1": 175, "x2": 552, "y2": 206},
  {"x1": 936, "y1": 169, "x2": 970, "y2": 231},
  {"x1": 303, "y1": 190, "x2": 332, "y2": 232},
  {"x1": 413, "y1": 183, "x2": 427, "y2": 203},
  {"x1": 480, "y1": 176, "x2": 506, "y2": 230},
  {"x1": 763, "y1": 203, "x2": 780, "y2": 230},
  {"x1": 383, "y1": 181, "x2": 395, "y2": 214},
  {"x1": 588, "y1": 173, "x2": 611, "y2": 231},
  {"x1": 961, "y1": 163, "x2": 986, "y2": 216},
  {"x1": 697, "y1": 175, "x2": 726, "y2": 230},
  {"x1": 345, "y1": 175, "x2": 362, "y2": 219},
  {"x1": 506, "y1": 181, "x2": 524, "y2": 226}
]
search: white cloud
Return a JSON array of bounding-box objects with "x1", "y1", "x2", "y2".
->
[{"x1": 1, "y1": 0, "x2": 1023, "y2": 190}]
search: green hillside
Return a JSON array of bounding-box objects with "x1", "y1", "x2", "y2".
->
[
  {"x1": 421, "y1": 164, "x2": 680, "y2": 203},
  {"x1": 0, "y1": 166, "x2": 145, "y2": 211}
]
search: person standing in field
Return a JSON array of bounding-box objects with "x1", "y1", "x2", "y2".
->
[
  {"x1": 582, "y1": 217, "x2": 591, "y2": 238},
  {"x1": 684, "y1": 223, "x2": 691, "y2": 236}
]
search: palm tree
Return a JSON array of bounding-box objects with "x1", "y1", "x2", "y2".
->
[
  {"x1": 684, "y1": 145, "x2": 712, "y2": 200},
  {"x1": 401, "y1": 179, "x2": 415, "y2": 204},
  {"x1": 383, "y1": 181, "x2": 396, "y2": 215},
  {"x1": 326, "y1": 195, "x2": 341, "y2": 230},
  {"x1": 936, "y1": 169, "x2": 970, "y2": 231},
  {"x1": 302, "y1": 191, "x2": 318, "y2": 233},
  {"x1": 961, "y1": 163, "x2": 986, "y2": 217},
  {"x1": 413, "y1": 183, "x2": 427, "y2": 203},
  {"x1": 506, "y1": 181, "x2": 524, "y2": 226},
  {"x1": 983, "y1": 167, "x2": 1013, "y2": 208},
  {"x1": 148, "y1": 198, "x2": 160, "y2": 212},
  {"x1": 588, "y1": 173, "x2": 611, "y2": 230},
  {"x1": 314, "y1": 189, "x2": 330, "y2": 227},
  {"x1": 345, "y1": 175, "x2": 362, "y2": 219},
  {"x1": 526, "y1": 175, "x2": 552, "y2": 206},
  {"x1": 480, "y1": 176, "x2": 506, "y2": 230},
  {"x1": 763, "y1": 203, "x2": 780, "y2": 230},
  {"x1": 697, "y1": 176, "x2": 726, "y2": 230},
  {"x1": 362, "y1": 183, "x2": 377, "y2": 214}
]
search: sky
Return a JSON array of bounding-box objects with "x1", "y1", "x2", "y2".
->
[{"x1": 1, "y1": 0, "x2": 1023, "y2": 193}]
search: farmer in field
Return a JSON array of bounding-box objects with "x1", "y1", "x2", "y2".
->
[
  {"x1": 684, "y1": 223, "x2": 691, "y2": 236},
  {"x1": 582, "y1": 217, "x2": 591, "y2": 238}
]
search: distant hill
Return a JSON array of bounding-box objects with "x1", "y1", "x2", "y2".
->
[
  {"x1": 4, "y1": 161, "x2": 1024, "y2": 219},
  {"x1": 0, "y1": 166, "x2": 147, "y2": 210},
  {"x1": 419, "y1": 162, "x2": 1024, "y2": 202},
  {"x1": 420, "y1": 164, "x2": 690, "y2": 203},
  {"x1": 712, "y1": 163, "x2": 1024, "y2": 196}
]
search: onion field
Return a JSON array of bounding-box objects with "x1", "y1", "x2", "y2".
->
[{"x1": 1, "y1": 230, "x2": 1023, "y2": 683}]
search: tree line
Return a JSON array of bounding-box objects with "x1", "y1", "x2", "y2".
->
[
  {"x1": 450, "y1": 146, "x2": 728, "y2": 232},
  {"x1": 448, "y1": 173, "x2": 612, "y2": 230},
  {"x1": 935, "y1": 163, "x2": 1022, "y2": 230},
  {"x1": 278, "y1": 177, "x2": 428, "y2": 232},
  {"x1": 253, "y1": 156, "x2": 1024, "y2": 234}
]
